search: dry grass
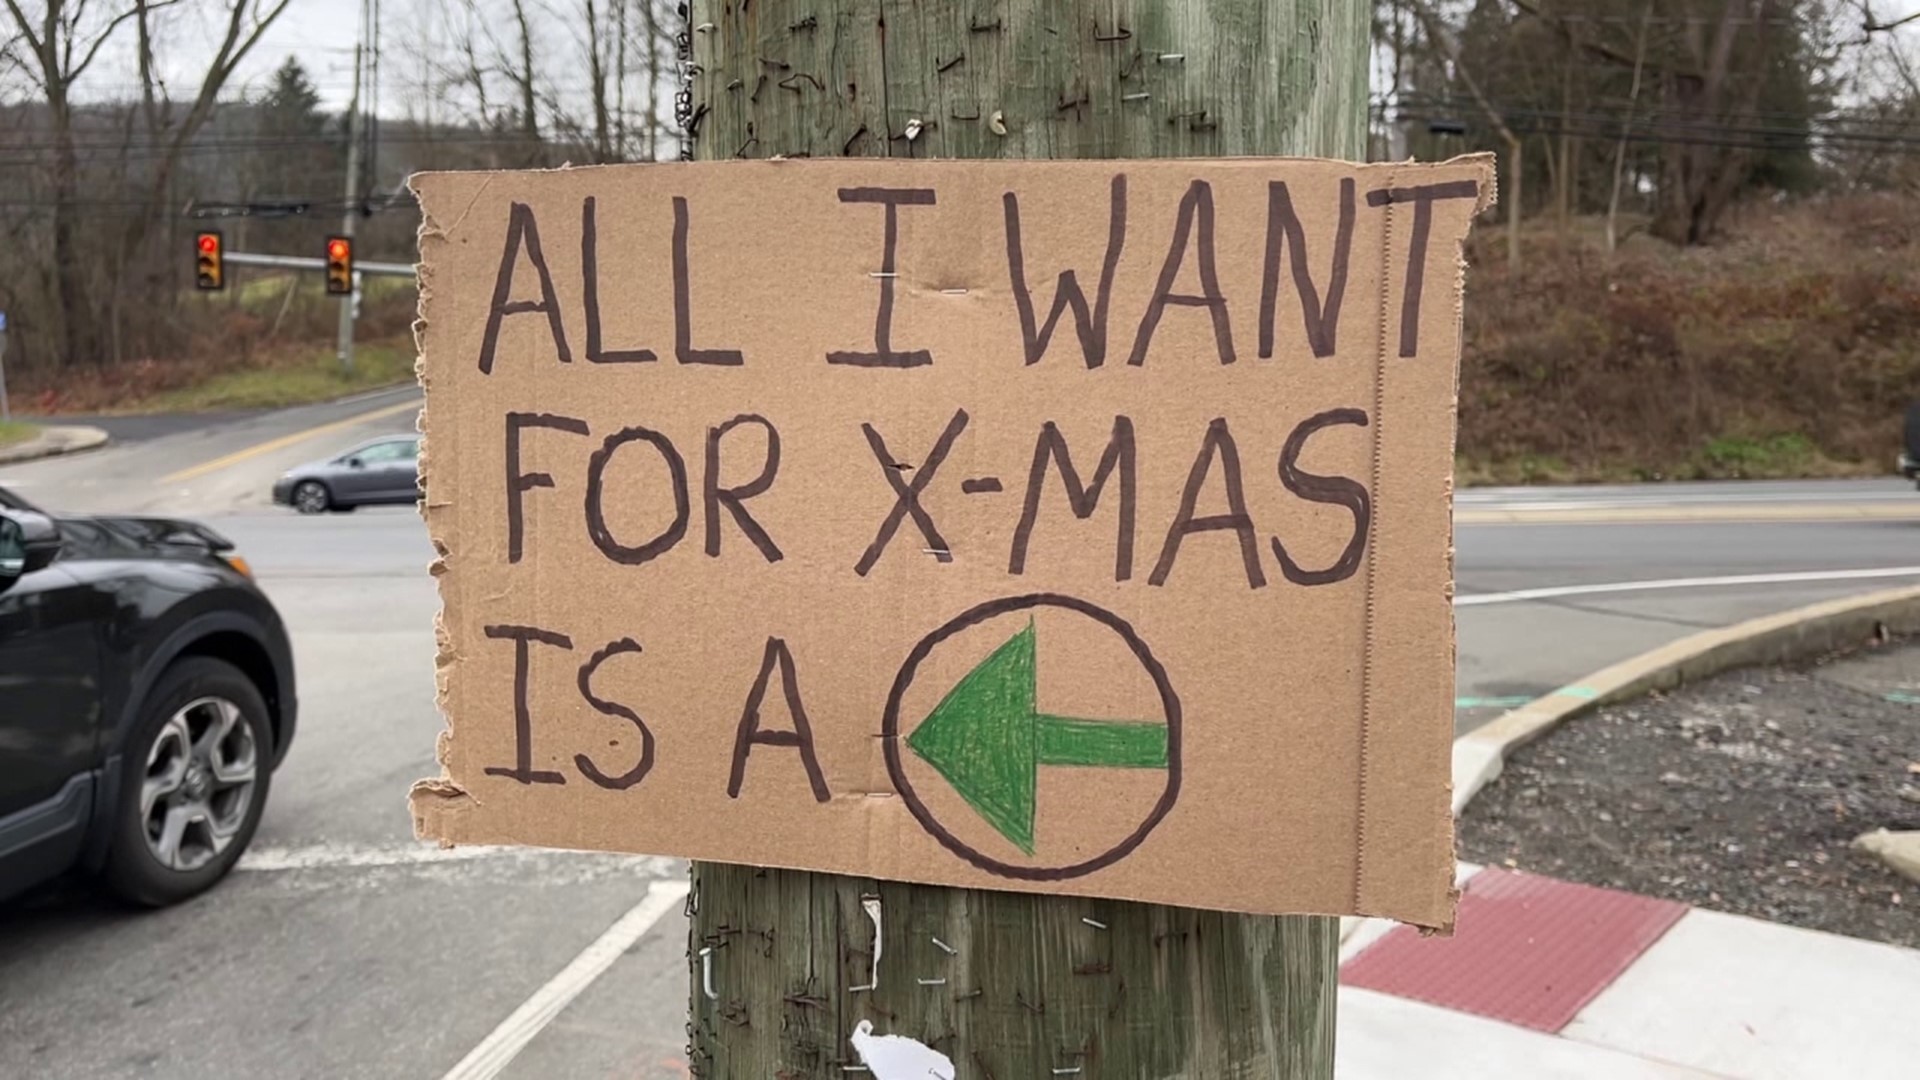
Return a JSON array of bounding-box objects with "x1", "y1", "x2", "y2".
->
[
  {"x1": 130, "y1": 341, "x2": 414, "y2": 412},
  {"x1": 13, "y1": 273, "x2": 416, "y2": 415},
  {"x1": 1459, "y1": 194, "x2": 1920, "y2": 483},
  {"x1": 0, "y1": 420, "x2": 35, "y2": 448}
]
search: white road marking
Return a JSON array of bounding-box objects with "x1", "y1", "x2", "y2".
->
[
  {"x1": 1459, "y1": 490, "x2": 1911, "y2": 508},
  {"x1": 1456, "y1": 566, "x2": 1920, "y2": 607},
  {"x1": 235, "y1": 841, "x2": 670, "y2": 873},
  {"x1": 237, "y1": 843, "x2": 512, "y2": 871},
  {"x1": 439, "y1": 879, "x2": 691, "y2": 1080}
]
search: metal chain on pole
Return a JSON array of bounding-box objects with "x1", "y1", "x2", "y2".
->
[{"x1": 673, "y1": 3, "x2": 698, "y2": 161}]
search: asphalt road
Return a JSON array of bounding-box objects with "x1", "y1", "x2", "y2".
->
[{"x1": 3, "y1": 395, "x2": 1918, "y2": 1079}]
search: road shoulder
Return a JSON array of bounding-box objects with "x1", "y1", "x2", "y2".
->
[{"x1": 0, "y1": 424, "x2": 108, "y2": 465}]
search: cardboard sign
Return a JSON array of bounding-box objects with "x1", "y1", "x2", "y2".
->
[{"x1": 409, "y1": 155, "x2": 1494, "y2": 928}]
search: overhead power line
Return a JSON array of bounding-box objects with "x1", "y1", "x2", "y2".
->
[
  {"x1": 1390, "y1": 91, "x2": 1920, "y2": 133},
  {"x1": 1384, "y1": 96, "x2": 1920, "y2": 153}
]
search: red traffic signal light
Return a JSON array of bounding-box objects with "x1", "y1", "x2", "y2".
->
[
  {"x1": 194, "y1": 231, "x2": 224, "y2": 290},
  {"x1": 325, "y1": 235, "x2": 353, "y2": 296}
]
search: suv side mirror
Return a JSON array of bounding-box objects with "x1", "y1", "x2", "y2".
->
[{"x1": 0, "y1": 510, "x2": 60, "y2": 587}]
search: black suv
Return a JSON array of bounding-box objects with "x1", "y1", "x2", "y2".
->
[{"x1": 0, "y1": 487, "x2": 296, "y2": 906}]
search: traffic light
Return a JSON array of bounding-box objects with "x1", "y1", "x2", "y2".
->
[
  {"x1": 194, "y1": 231, "x2": 224, "y2": 291},
  {"x1": 325, "y1": 235, "x2": 353, "y2": 295}
]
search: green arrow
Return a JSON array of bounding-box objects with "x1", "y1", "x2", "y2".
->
[{"x1": 905, "y1": 620, "x2": 1168, "y2": 854}]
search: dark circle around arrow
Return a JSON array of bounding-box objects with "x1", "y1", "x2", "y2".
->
[{"x1": 882, "y1": 592, "x2": 1183, "y2": 881}]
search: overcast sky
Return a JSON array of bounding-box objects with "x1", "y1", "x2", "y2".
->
[{"x1": 74, "y1": 1, "x2": 461, "y2": 114}]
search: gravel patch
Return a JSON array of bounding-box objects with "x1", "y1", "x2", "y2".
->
[{"x1": 1458, "y1": 640, "x2": 1920, "y2": 949}]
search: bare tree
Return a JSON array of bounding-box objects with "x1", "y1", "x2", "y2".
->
[
  {"x1": 2, "y1": 0, "x2": 170, "y2": 366},
  {"x1": 509, "y1": 0, "x2": 537, "y2": 139},
  {"x1": 0, "y1": 0, "x2": 292, "y2": 367},
  {"x1": 1508, "y1": 0, "x2": 1797, "y2": 245},
  {"x1": 1411, "y1": 0, "x2": 1525, "y2": 268},
  {"x1": 426, "y1": 0, "x2": 677, "y2": 163},
  {"x1": 1857, "y1": 0, "x2": 1920, "y2": 34},
  {"x1": 1650, "y1": 0, "x2": 1777, "y2": 244},
  {"x1": 126, "y1": 1, "x2": 296, "y2": 258},
  {"x1": 581, "y1": 0, "x2": 615, "y2": 161}
]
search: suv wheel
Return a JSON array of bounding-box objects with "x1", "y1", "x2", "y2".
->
[{"x1": 103, "y1": 658, "x2": 272, "y2": 906}]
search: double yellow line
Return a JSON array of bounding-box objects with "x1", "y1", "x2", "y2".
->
[{"x1": 161, "y1": 399, "x2": 420, "y2": 484}]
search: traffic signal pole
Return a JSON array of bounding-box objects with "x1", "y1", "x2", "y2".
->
[
  {"x1": 336, "y1": 35, "x2": 365, "y2": 374},
  {"x1": 684, "y1": 2, "x2": 1366, "y2": 1076}
]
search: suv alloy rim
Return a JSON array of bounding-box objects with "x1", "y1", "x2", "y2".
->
[{"x1": 140, "y1": 696, "x2": 258, "y2": 871}]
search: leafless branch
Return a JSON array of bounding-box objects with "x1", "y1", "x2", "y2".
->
[
  {"x1": 1858, "y1": 1, "x2": 1920, "y2": 34},
  {"x1": 1409, "y1": 0, "x2": 1519, "y2": 146},
  {"x1": 0, "y1": 0, "x2": 46, "y2": 55},
  {"x1": 72, "y1": 0, "x2": 177, "y2": 81}
]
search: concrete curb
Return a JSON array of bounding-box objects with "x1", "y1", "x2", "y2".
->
[
  {"x1": 0, "y1": 424, "x2": 109, "y2": 465},
  {"x1": 1338, "y1": 582, "x2": 1920, "y2": 946},
  {"x1": 1450, "y1": 582, "x2": 1920, "y2": 814}
]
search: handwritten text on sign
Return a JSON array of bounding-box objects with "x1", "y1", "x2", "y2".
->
[{"x1": 412, "y1": 157, "x2": 1492, "y2": 927}]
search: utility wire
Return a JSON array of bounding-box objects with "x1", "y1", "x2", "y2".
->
[{"x1": 1390, "y1": 92, "x2": 1920, "y2": 132}]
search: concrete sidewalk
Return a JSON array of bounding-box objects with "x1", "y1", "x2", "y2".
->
[
  {"x1": 1337, "y1": 864, "x2": 1920, "y2": 1079},
  {"x1": 1336, "y1": 592, "x2": 1920, "y2": 1079},
  {"x1": 0, "y1": 423, "x2": 107, "y2": 464}
]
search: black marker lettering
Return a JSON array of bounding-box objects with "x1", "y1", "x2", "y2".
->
[
  {"x1": 1149, "y1": 418, "x2": 1266, "y2": 589},
  {"x1": 483, "y1": 624, "x2": 571, "y2": 785},
  {"x1": 505, "y1": 412, "x2": 589, "y2": 564},
  {"x1": 1272, "y1": 408, "x2": 1371, "y2": 586},
  {"x1": 585, "y1": 425, "x2": 689, "y2": 565},
  {"x1": 1009, "y1": 417, "x2": 1137, "y2": 581},
  {"x1": 854, "y1": 408, "x2": 969, "y2": 577},
  {"x1": 1366, "y1": 180, "x2": 1479, "y2": 358},
  {"x1": 829, "y1": 187, "x2": 937, "y2": 368},
  {"x1": 574, "y1": 637, "x2": 655, "y2": 791},
  {"x1": 672, "y1": 196, "x2": 745, "y2": 365},
  {"x1": 1260, "y1": 179, "x2": 1355, "y2": 359},
  {"x1": 704, "y1": 414, "x2": 783, "y2": 562},
  {"x1": 1004, "y1": 174, "x2": 1127, "y2": 367},
  {"x1": 727, "y1": 637, "x2": 830, "y2": 802},
  {"x1": 477, "y1": 202, "x2": 572, "y2": 374},
  {"x1": 581, "y1": 196, "x2": 657, "y2": 364},
  {"x1": 1127, "y1": 180, "x2": 1235, "y2": 367}
]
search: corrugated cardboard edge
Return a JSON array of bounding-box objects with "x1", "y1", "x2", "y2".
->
[
  {"x1": 407, "y1": 171, "x2": 478, "y2": 845},
  {"x1": 1355, "y1": 152, "x2": 1497, "y2": 935},
  {"x1": 1430, "y1": 153, "x2": 1499, "y2": 934}
]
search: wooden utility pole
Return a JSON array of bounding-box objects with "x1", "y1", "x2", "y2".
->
[{"x1": 685, "y1": 3, "x2": 1367, "y2": 1075}]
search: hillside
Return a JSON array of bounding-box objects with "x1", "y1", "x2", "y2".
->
[{"x1": 1458, "y1": 194, "x2": 1920, "y2": 484}]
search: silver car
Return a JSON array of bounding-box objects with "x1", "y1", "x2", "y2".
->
[{"x1": 271, "y1": 434, "x2": 421, "y2": 514}]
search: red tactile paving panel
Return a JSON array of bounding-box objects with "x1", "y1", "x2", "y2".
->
[{"x1": 1341, "y1": 869, "x2": 1688, "y2": 1033}]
